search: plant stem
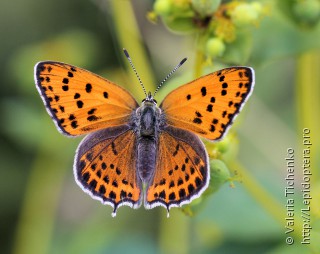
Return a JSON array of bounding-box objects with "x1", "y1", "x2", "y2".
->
[
  {"x1": 296, "y1": 50, "x2": 320, "y2": 181},
  {"x1": 12, "y1": 146, "x2": 69, "y2": 254},
  {"x1": 194, "y1": 49, "x2": 205, "y2": 79},
  {"x1": 233, "y1": 161, "x2": 308, "y2": 241},
  {"x1": 233, "y1": 162, "x2": 295, "y2": 222},
  {"x1": 158, "y1": 209, "x2": 189, "y2": 254},
  {"x1": 108, "y1": 0, "x2": 156, "y2": 100}
]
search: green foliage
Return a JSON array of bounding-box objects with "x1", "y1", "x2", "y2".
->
[
  {"x1": 230, "y1": 2, "x2": 263, "y2": 27},
  {"x1": 151, "y1": 0, "x2": 267, "y2": 64},
  {"x1": 181, "y1": 159, "x2": 232, "y2": 216},
  {"x1": 192, "y1": 0, "x2": 221, "y2": 17},
  {"x1": 279, "y1": 0, "x2": 320, "y2": 28}
]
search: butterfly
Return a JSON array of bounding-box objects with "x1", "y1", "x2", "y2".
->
[{"x1": 34, "y1": 49, "x2": 254, "y2": 217}]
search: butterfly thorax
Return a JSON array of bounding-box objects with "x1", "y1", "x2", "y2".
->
[
  {"x1": 137, "y1": 101, "x2": 159, "y2": 136},
  {"x1": 135, "y1": 100, "x2": 162, "y2": 184}
]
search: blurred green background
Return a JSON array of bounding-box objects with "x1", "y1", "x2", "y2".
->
[{"x1": 1, "y1": 0, "x2": 319, "y2": 253}]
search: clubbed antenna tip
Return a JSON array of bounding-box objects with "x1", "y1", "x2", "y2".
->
[
  {"x1": 123, "y1": 48, "x2": 130, "y2": 59},
  {"x1": 180, "y1": 58, "x2": 187, "y2": 65}
]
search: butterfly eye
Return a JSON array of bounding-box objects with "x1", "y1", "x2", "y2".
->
[{"x1": 141, "y1": 96, "x2": 156, "y2": 104}]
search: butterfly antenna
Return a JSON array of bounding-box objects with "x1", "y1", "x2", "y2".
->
[
  {"x1": 123, "y1": 48, "x2": 147, "y2": 97},
  {"x1": 153, "y1": 57, "x2": 187, "y2": 97}
]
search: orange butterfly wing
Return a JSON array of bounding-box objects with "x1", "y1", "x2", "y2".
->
[
  {"x1": 160, "y1": 67, "x2": 254, "y2": 141},
  {"x1": 145, "y1": 126, "x2": 209, "y2": 211},
  {"x1": 74, "y1": 125, "x2": 142, "y2": 215},
  {"x1": 35, "y1": 61, "x2": 139, "y2": 136}
]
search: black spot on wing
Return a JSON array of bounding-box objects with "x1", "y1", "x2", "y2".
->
[
  {"x1": 201, "y1": 87, "x2": 207, "y2": 96},
  {"x1": 193, "y1": 118, "x2": 202, "y2": 124},
  {"x1": 77, "y1": 100, "x2": 84, "y2": 108},
  {"x1": 86, "y1": 83, "x2": 92, "y2": 93}
]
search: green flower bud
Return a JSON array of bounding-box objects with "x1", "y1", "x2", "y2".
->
[
  {"x1": 230, "y1": 3, "x2": 259, "y2": 27},
  {"x1": 154, "y1": 0, "x2": 172, "y2": 16},
  {"x1": 205, "y1": 159, "x2": 231, "y2": 195},
  {"x1": 215, "y1": 134, "x2": 231, "y2": 154},
  {"x1": 162, "y1": 16, "x2": 196, "y2": 34},
  {"x1": 170, "y1": 0, "x2": 194, "y2": 19},
  {"x1": 293, "y1": 0, "x2": 320, "y2": 25},
  {"x1": 192, "y1": 0, "x2": 221, "y2": 16},
  {"x1": 205, "y1": 37, "x2": 226, "y2": 57},
  {"x1": 171, "y1": 0, "x2": 191, "y2": 12}
]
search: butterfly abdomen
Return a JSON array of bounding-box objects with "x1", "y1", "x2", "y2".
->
[{"x1": 137, "y1": 137, "x2": 157, "y2": 183}]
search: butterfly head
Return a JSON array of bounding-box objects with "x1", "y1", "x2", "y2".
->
[{"x1": 142, "y1": 91, "x2": 157, "y2": 105}]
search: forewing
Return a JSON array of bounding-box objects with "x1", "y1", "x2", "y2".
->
[
  {"x1": 145, "y1": 126, "x2": 209, "y2": 211},
  {"x1": 35, "y1": 61, "x2": 139, "y2": 136},
  {"x1": 160, "y1": 67, "x2": 254, "y2": 141},
  {"x1": 74, "y1": 125, "x2": 142, "y2": 216}
]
